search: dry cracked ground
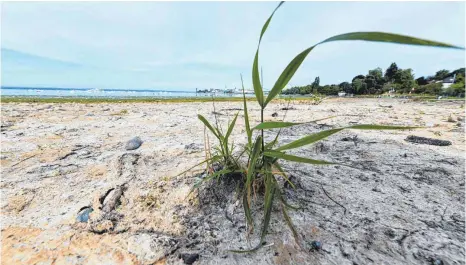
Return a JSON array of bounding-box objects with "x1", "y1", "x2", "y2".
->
[{"x1": 1, "y1": 98, "x2": 465, "y2": 265}]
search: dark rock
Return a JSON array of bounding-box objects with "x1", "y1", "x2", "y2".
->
[
  {"x1": 125, "y1": 137, "x2": 143, "y2": 150},
  {"x1": 309, "y1": 241, "x2": 322, "y2": 251},
  {"x1": 180, "y1": 253, "x2": 199, "y2": 264},
  {"x1": 185, "y1": 143, "x2": 201, "y2": 153},
  {"x1": 272, "y1": 112, "x2": 278, "y2": 117},
  {"x1": 76, "y1": 207, "x2": 93, "y2": 223},
  {"x1": 405, "y1": 135, "x2": 452, "y2": 146},
  {"x1": 281, "y1": 107, "x2": 295, "y2": 110}
]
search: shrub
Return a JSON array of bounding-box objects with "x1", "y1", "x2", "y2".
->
[{"x1": 185, "y1": 1, "x2": 463, "y2": 252}]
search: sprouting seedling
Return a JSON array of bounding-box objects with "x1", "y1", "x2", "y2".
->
[{"x1": 190, "y1": 0, "x2": 463, "y2": 253}]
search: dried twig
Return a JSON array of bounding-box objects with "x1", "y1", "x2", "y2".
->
[
  {"x1": 320, "y1": 184, "x2": 347, "y2": 215},
  {"x1": 11, "y1": 154, "x2": 36, "y2": 167}
]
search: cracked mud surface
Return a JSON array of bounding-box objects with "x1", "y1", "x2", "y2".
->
[{"x1": 1, "y1": 98, "x2": 464, "y2": 264}]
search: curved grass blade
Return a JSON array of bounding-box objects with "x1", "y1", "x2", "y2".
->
[
  {"x1": 349, "y1": 124, "x2": 420, "y2": 130},
  {"x1": 225, "y1": 112, "x2": 239, "y2": 142},
  {"x1": 319, "y1": 32, "x2": 465, "y2": 49},
  {"x1": 281, "y1": 201, "x2": 298, "y2": 239},
  {"x1": 263, "y1": 32, "x2": 464, "y2": 107},
  {"x1": 198, "y1": 114, "x2": 220, "y2": 139},
  {"x1": 275, "y1": 128, "x2": 344, "y2": 151},
  {"x1": 254, "y1": 116, "x2": 337, "y2": 131},
  {"x1": 241, "y1": 74, "x2": 252, "y2": 147},
  {"x1": 265, "y1": 151, "x2": 335, "y2": 165},
  {"x1": 224, "y1": 112, "x2": 239, "y2": 156},
  {"x1": 254, "y1": 121, "x2": 302, "y2": 130},
  {"x1": 252, "y1": 1, "x2": 285, "y2": 107}
]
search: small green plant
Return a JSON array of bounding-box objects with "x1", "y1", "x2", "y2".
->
[{"x1": 185, "y1": 1, "x2": 463, "y2": 252}]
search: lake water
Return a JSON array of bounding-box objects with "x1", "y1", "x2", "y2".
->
[{"x1": 1, "y1": 87, "x2": 249, "y2": 98}]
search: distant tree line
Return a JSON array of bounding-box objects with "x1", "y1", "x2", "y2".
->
[{"x1": 281, "y1": 63, "x2": 465, "y2": 97}]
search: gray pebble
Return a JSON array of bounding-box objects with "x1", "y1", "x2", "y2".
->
[{"x1": 126, "y1": 137, "x2": 143, "y2": 150}]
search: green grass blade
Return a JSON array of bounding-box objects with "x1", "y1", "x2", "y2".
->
[
  {"x1": 252, "y1": 52, "x2": 264, "y2": 107},
  {"x1": 254, "y1": 115, "x2": 337, "y2": 131},
  {"x1": 252, "y1": 1, "x2": 285, "y2": 108},
  {"x1": 264, "y1": 46, "x2": 315, "y2": 107},
  {"x1": 253, "y1": 121, "x2": 302, "y2": 130},
  {"x1": 241, "y1": 74, "x2": 252, "y2": 147},
  {"x1": 258, "y1": 1, "x2": 284, "y2": 44},
  {"x1": 319, "y1": 32, "x2": 464, "y2": 49},
  {"x1": 275, "y1": 128, "x2": 344, "y2": 151},
  {"x1": 265, "y1": 151, "x2": 335, "y2": 165},
  {"x1": 348, "y1": 124, "x2": 420, "y2": 130},
  {"x1": 225, "y1": 112, "x2": 239, "y2": 142},
  {"x1": 198, "y1": 114, "x2": 220, "y2": 140},
  {"x1": 281, "y1": 201, "x2": 298, "y2": 239}
]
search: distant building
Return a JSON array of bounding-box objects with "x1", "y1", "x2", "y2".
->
[
  {"x1": 338, "y1": 91, "x2": 346, "y2": 97},
  {"x1": 436, "y1": 75, "x2": 456, "y2": 89}
]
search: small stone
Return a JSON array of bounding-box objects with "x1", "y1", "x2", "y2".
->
[
  {"x1": 125, "y1": 137, "x2": 143, "y2": 150},
  {"x1": 432, "y1": 258, "x2": 443, "y2": 265},
  {"x1": 180, "y1": 253, "x2": 199, "y2": 264},
  {"x1": 76, "y1": 207, "x2": 93, "y2": 223},
  {"x1": 309, "y1": 241, "x2": 322, "y2": 251},
  {"x1": 358, "y1": 175, "x2": 369, "y2": 181},
  {"x1": 271, "y1": 112, "x2": 278, "y2": 117}
]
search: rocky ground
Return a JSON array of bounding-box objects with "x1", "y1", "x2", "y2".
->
[{"x1": 1, "y1": 98, "x2": 464, "y2": 265}]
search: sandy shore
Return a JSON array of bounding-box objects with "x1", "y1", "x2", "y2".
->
[{"x1": 1, "y1": 98, "x2": 464, "y2": 264}]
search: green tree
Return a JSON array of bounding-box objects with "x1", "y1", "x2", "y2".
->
[
  {"x1": 339, "y1": 82, "x2": 353, "y2": 93},
  {"x1": 455, "y1": 72, "x2": 464, "y2": 84},
  {"x1": 382, "y1": 82, "x2": 394, "y2": 93},
  {"x1": 420, "y1": 82, "x2": 443, "y2": 95},
  {"x1": 352, "y1": 78, "x2": 367, "y2": 94},
  {"x1": 434, "y1": 69, "x2": 450, "y2": 80},
  {"x1": 365, "y1": 75, "x2": 377, "y2": 94},
  {"x1": 416, "y1": 76, "x2": 428, "y2": 86},
  {"x1": 369, "y1": 67, "x2": 383, "y2": 79},
  {"x1": 311, "y1": 76, "x2": 320, "y2": 93},
  {"x1": 385, "y1": 62, "x2": 399, "y2": 82},
  {"x1": 394, "y1": 68, "x2": 415, "y2": 93}
]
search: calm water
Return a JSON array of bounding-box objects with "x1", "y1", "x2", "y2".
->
[{"x1": 1, "y1": 87, "x2": 248, "y2": 98}]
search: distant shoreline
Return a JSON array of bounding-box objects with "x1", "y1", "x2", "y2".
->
[{"x1": 1, "y1": 95, "x2": 463, "y2": 104}]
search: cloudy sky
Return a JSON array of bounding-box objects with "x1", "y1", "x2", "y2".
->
[{"x1": 1, "y1": 1, "x2": 465, "y2": 90}]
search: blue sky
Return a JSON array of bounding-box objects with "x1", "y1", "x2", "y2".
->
[{"x1": 1, "y1": 1, "x2": 465, "y2": 90}]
